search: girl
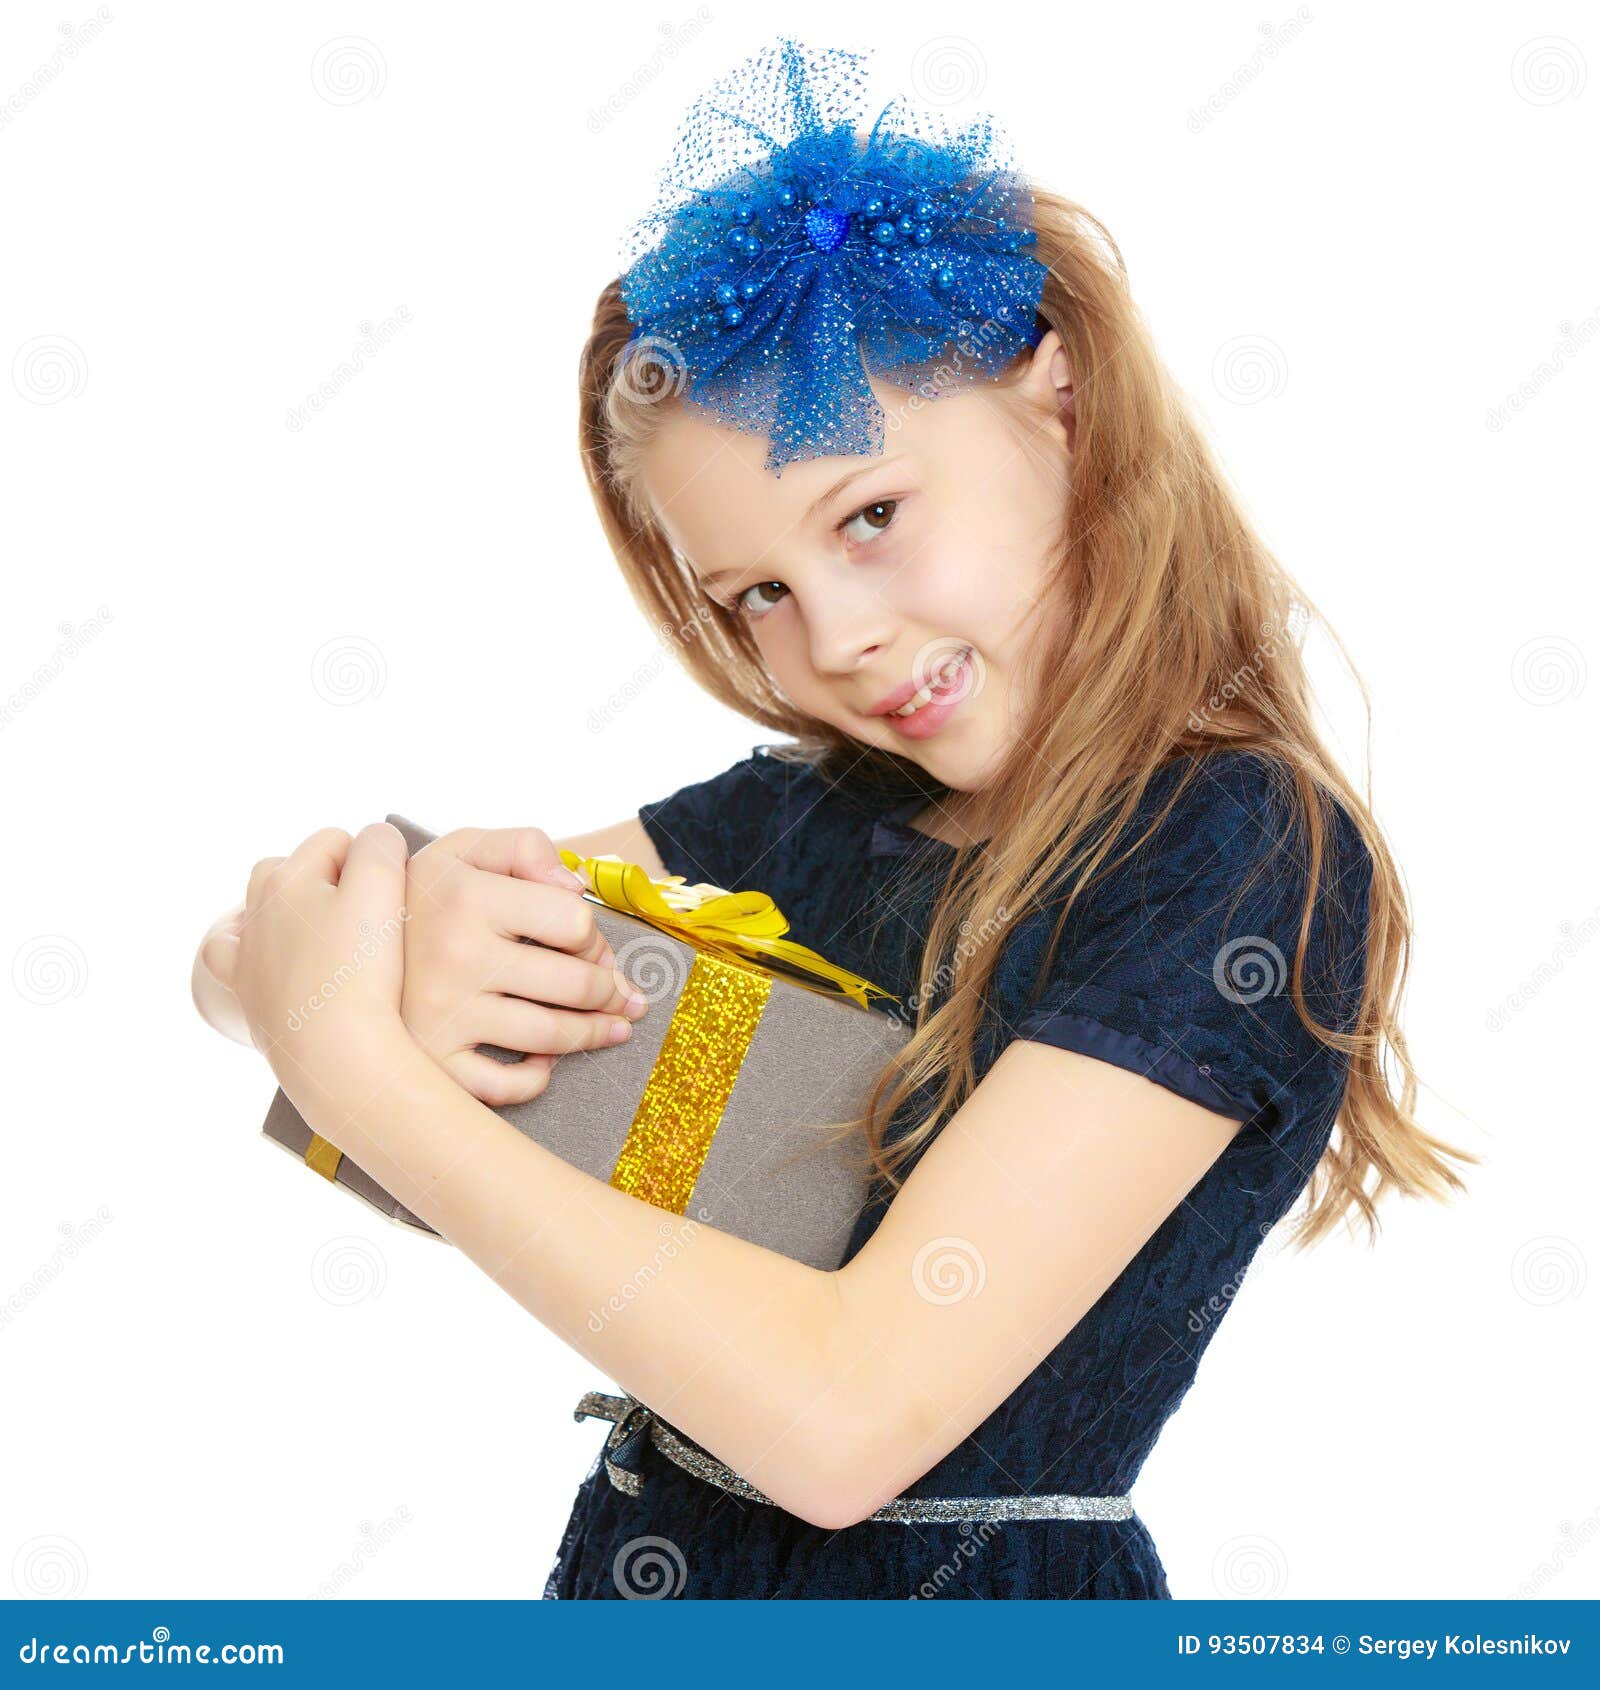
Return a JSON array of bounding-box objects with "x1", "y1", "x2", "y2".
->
[{"x1": 195, "y1": 40, "x2": 1474, "y2": 1598}]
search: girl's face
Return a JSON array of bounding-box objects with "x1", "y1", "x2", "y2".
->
[{"x1": 638, "y1": 330, "x2": 1076, "y2": 805}]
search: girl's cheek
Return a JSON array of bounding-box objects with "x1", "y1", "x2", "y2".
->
[
  {"x1": 923, "y1": 563, "x2": 997, "y2": 630},
  {"x1": 752, "y1": 618, "x2": 804, "y2": 684}
]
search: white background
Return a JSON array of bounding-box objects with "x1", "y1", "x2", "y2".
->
[{"x1": 2, "y1": 0, "x2": 1595, "y2": 1601}]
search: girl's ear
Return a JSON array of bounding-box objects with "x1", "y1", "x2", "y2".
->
[
  {"x1": 1023, "y1": 328, "x2": 1077, "y2": 455},
  {"x1": 1052, "y1": 347, "x2": 1077, "y2": 453}
]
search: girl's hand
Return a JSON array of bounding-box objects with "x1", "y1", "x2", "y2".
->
[
  {"x1": 400, "y1": 826, "x2": 649, "y2": 1108},
  {"x1": 232, "y1": 823, "x2": 412, "y2": 1079}
]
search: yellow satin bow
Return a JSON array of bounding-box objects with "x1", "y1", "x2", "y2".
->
[{"x1": 558, "y1": 848, "x2": 899, "y2": 1011}]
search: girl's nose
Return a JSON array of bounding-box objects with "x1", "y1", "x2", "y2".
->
[
  {"x1": 809, "y1": 631, "x2": 890, "y2": 681},
  {"x1": 805, "y1": 597, "x2": 894, "y2": 680}
]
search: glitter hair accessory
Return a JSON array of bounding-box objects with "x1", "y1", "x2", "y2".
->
[{"x1": 616, "y1": 38, "x2": 1049, "y2": 475}]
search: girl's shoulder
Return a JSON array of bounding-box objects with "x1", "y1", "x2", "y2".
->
[
  {"x1": 1089, "y1": 747, "x2": 1374, "y2": 907},
  {"x1": 994, "y1": 747, "x2": 1376, "y2": 1142}
]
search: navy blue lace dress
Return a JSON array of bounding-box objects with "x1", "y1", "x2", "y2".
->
[{"x1": 544, "y1": 742, "x2": 1373, "y2": 1599}]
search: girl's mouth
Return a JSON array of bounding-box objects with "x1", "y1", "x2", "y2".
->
[{"x1": 881, "y1": 647, "x2": 973, "y2": 741}]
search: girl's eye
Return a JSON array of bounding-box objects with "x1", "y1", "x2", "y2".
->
[
  {"x1": 734, "y1": 580, "x2": 789, "y2": 619},
  {"x1": 840, "y1": 498, "x2": 899, "y2": 545},
  {"x1": 727, "y1": 497, "x2": 902, "y2": 620}
]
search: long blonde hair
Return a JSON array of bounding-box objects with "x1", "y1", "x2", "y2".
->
[{"x1": 577, "y1": 187, "x2": 1475, "y2": 1249}]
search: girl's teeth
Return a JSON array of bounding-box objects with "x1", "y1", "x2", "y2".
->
[
  {"x1": 891, "y1": 650, "x2": 968, "y2": 716},
  {"x1": 891, "y1": 688, "x2": 934, "y2": 717}
]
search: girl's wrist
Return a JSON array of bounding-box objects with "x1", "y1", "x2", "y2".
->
[{"x1": 265, "y1": 1010, "x2": 420, "y2": 1147}]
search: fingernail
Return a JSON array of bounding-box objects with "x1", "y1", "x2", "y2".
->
[
  {"x1": 613, "y1": 969, "x2": 648, "y2": 1018},
  {"x1": 608, "y1": 1018, "x2": 633, "y2": 1044},
  {"x1": 544, "y1": 865, "x2": 587, "y2": 891}
]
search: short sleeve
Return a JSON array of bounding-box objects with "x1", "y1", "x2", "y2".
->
[
  {"x1": 637, "y1": 742, "x2": 798, "y2": 894},
  {"x1": 1006, "y1": 753, "x2": 1373, "y2": 1139}
]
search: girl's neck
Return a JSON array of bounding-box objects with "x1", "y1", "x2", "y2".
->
[{"x1": 907, "y1": 793, "x2": 992, "y2": 848}]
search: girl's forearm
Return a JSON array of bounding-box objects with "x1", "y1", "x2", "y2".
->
[{"x1": 273, "y1": 1020, "x2": 861, "y2": 1526}]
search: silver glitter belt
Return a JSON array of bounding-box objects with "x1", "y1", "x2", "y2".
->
[{"x1": 572, "y1": 1390, "x2": 1134, "y2": 1525}]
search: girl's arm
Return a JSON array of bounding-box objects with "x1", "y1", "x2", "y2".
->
[
  {"x1": 285, "y1": 1003, "x2": 1240, "y2": 1531},
  {"x1": 237, "y1": 822, "x2": 1242, "y2": 1532}
]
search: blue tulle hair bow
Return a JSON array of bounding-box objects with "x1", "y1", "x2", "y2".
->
[{"x1": 616, "y1": 38, "x2": 1049, "y2": 476}]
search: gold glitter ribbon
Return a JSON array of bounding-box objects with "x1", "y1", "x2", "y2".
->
[
  {"x1": 606, "y1": 949, "x2": 770, "y2": 1212},
  {"x1": 303, "y1": 1133, "x2": 344, "y2": 1182},
  {"x1": 303, "y1": 851, "x2": 896, "y2": 1222}
]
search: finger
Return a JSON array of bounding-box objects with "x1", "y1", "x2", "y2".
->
[
  {"x1": 246, "y1": 856, "x2": 288, "y2": 910},
  {"x1": 211, "y1": 900, "x2": 247, "y2": 939},
  {"x1": 444, "y1": 826, "x2": 581, "y2": 891},
  {"x1": 288, "y1": 826, "x2": 356, "y2": 887},
  {"x1": 201, "y1": 929, "x2": 239, "y2": 989},
  {"x1": 330, "y1": 824, "x2": 410, "y2": 955},
  {"x1": 477, "y1": 872, "x2": 607, "y2": 960},
  {"x1": 446, "y1": 1049, "x2": 556, "y2": 1109},
  {"x1": 404, "y1": 836, "x2": 607, "y2": 956},
  {"x1": 409, "y1": 830, "x2": 612, "y2": 965},
  {"x1": 471, "y1": 995, "x2": 636, "y2": 1055},
  {"x1": 480, "y1": 933, "x2": 644, "y2": 1017},
  {"x1": 339, "y1": 821, "x2": 408, "y2": 893}
]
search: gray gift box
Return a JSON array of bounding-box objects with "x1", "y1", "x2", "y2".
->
[{"x1": 259, "y1": 813, "x2": 910, "y2": 1271}]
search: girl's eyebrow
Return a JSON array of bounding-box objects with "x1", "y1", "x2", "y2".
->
[
  {"x1": 698, "y1": 454, "x2": 909, "y2": 594},
  {"x1": 802, "y1": 453, "x2": 907, "y2": 524}
]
